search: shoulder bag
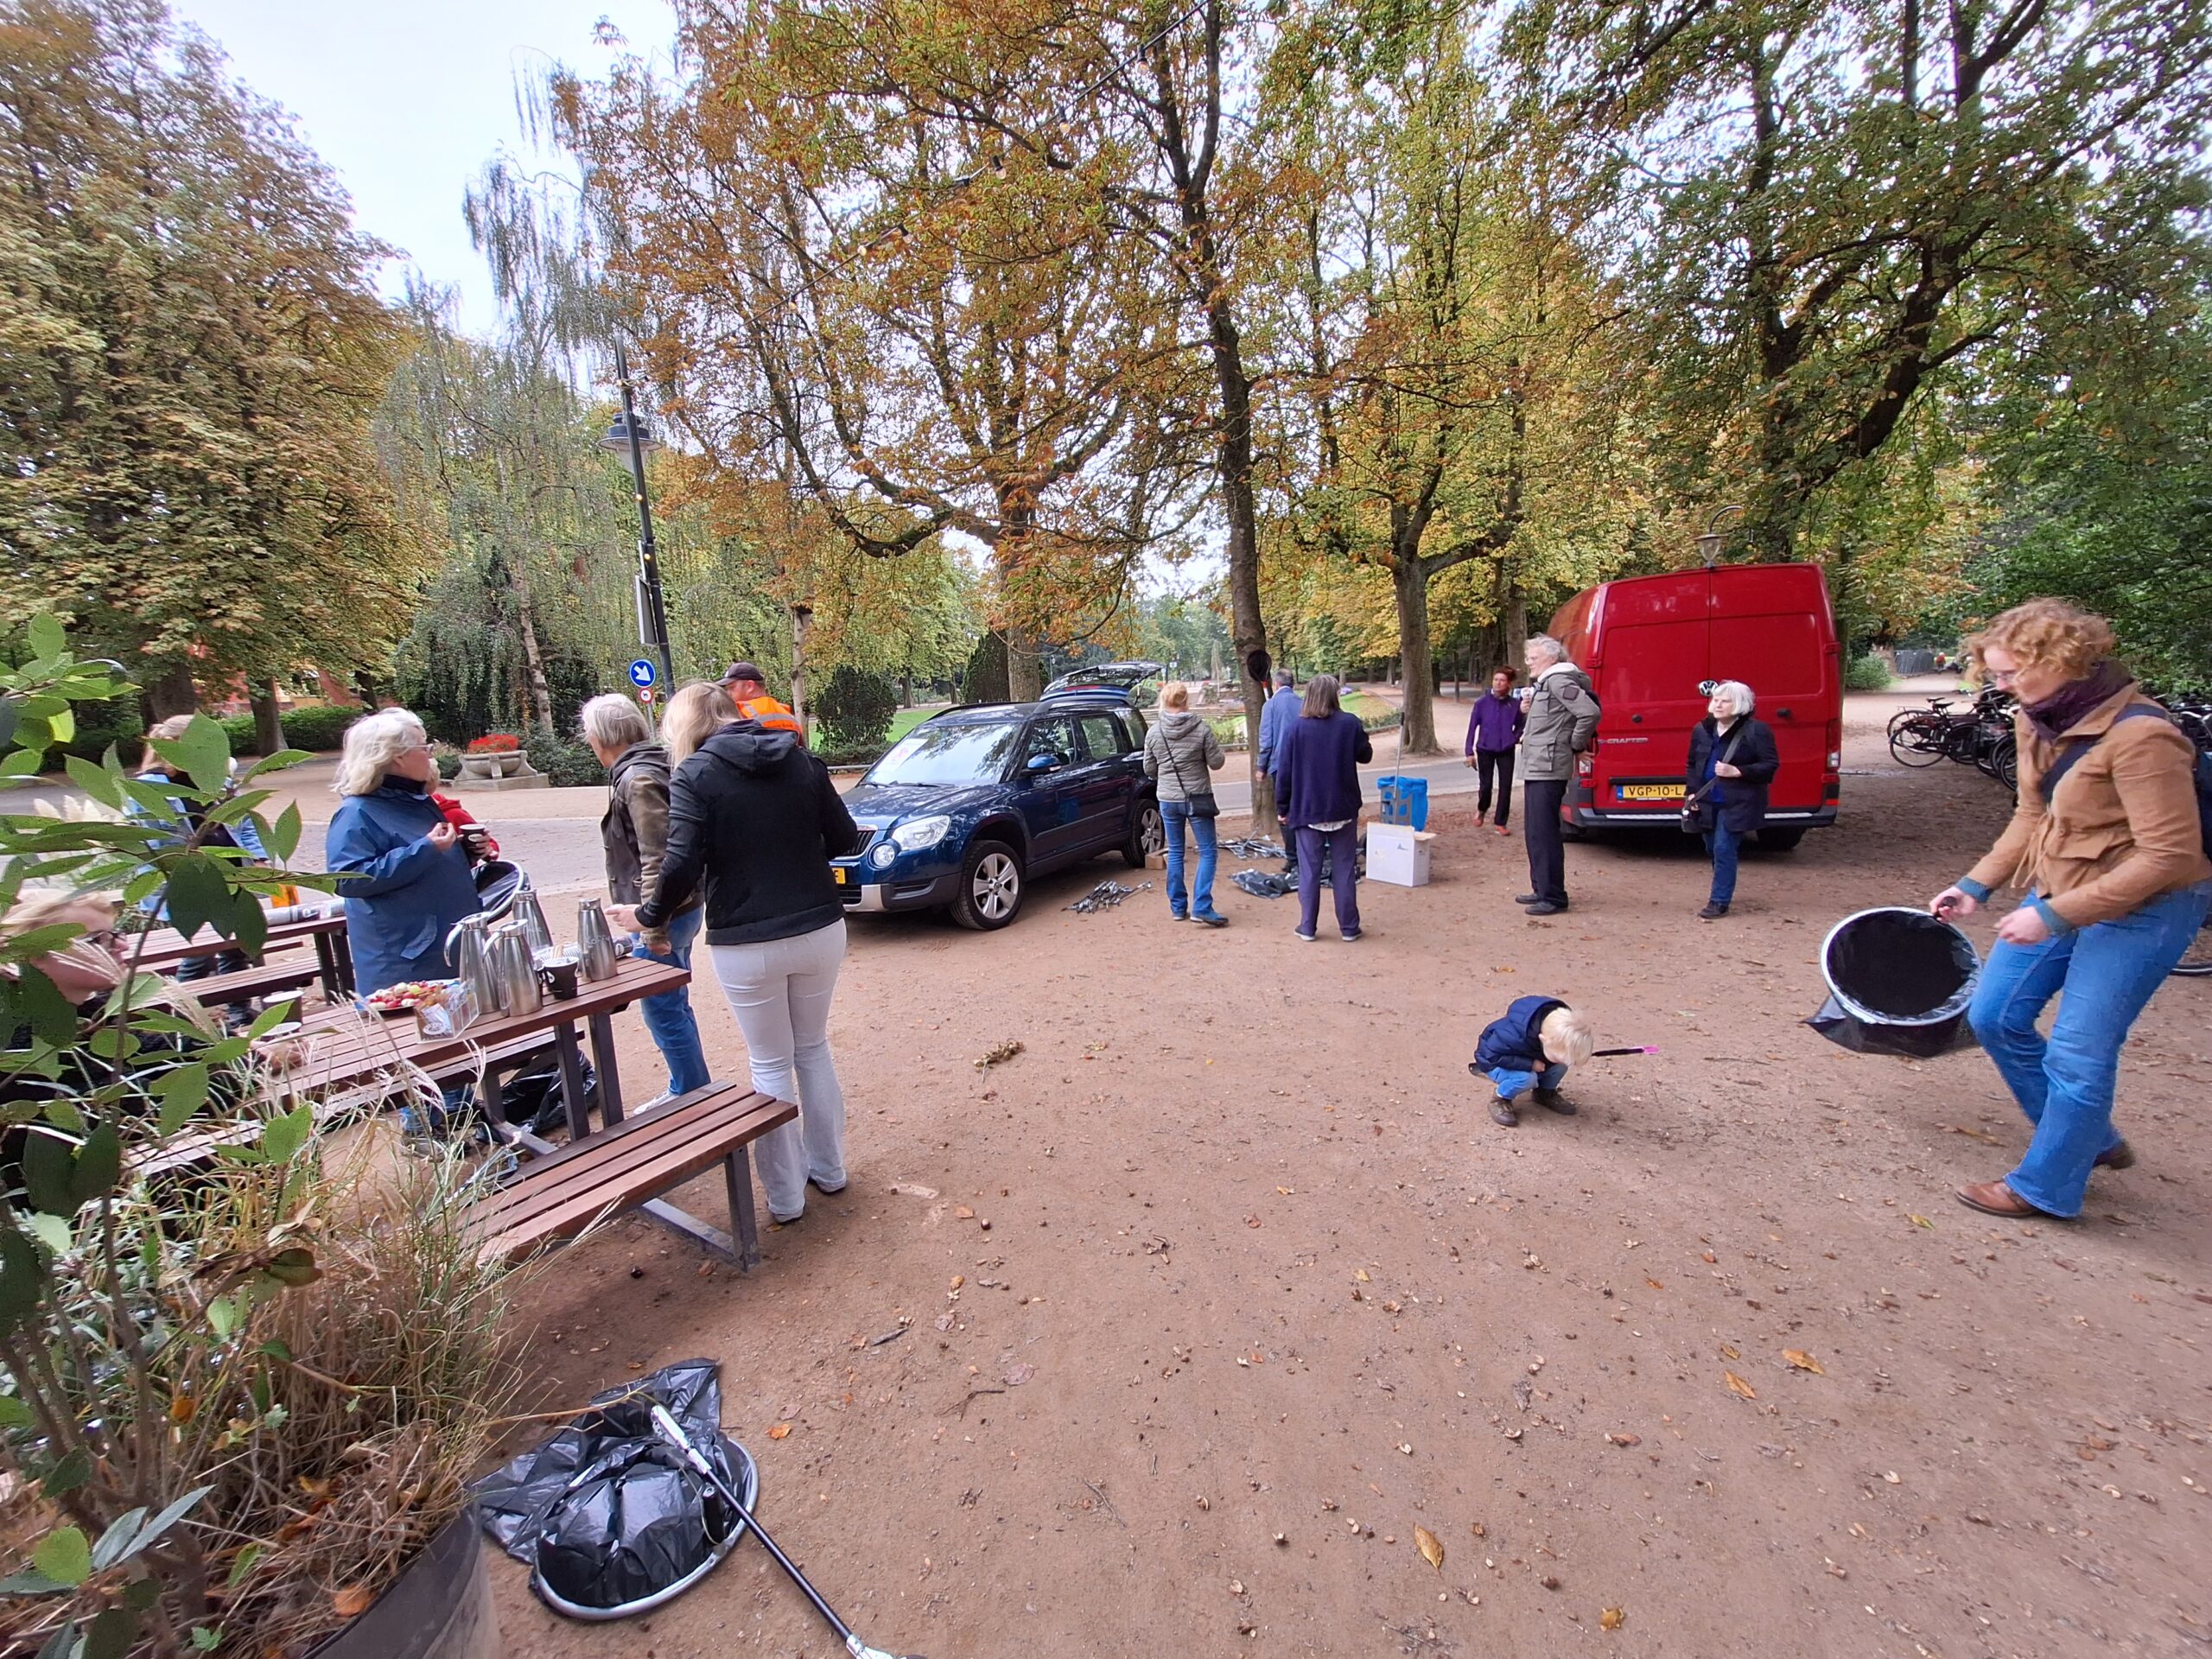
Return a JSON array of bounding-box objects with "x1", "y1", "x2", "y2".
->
[
  {"x1": 1160, "y1": 726, "x2": 1220, "y2": 818},
  {"x1": 1681, "y1": 723, "x2": 1747, "y2": 834}
]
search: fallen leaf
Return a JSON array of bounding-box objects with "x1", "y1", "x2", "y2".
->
[
  {"x1": 974, "y1": 1039, "x2": 1024, "y2": 1070},
  {"x1": 1276, "y1": 1185, "x2": 1293, "y2": 1195},
  {"x1": 955, "y1": 1205, "x2": 975, "y2": 1220},
  {"x1": 767, "y1": 1422, "x2": 793, "y2": 1440},
  {"x1": 1701, "y1": 1251, "x2": 1718, "y2": 1263},
  {"x1": 949, "y1": 1274, "x2": 964, "y2": 1290},
  {"x1": 1724, "y1": 1371, "x2": 1758, "y2": 1400},
  {"x1": 1414, "y1": 1525, "x2": 1444, "y2": 1570},
  {"x1": 1783, "y1": 1350, "x2": 1826, "y2": 1375},
  {"x1": 1601, "y1": 1606, "x2": 1625, "y2": 1631},
  {"x1": 1003, "y1": 1363, "x2": 1036, "y2": 1386},
  {"x1": 1719, "y1": 1344, "x2": 1740, "y2": 1359},
  {"x1": 888, "y1": 1182, "x2": 938, "y2": 1199},
  {"x1": 1354, "y1": 1268, "x2": 1370, "y2": 1282},
  {"x1": 1605, "y1": 1433, "x2": 1642, "y2": 1446},
  {"x1": 1908, "y1": 1214, "x2": 1936, "y2": 1230},
  {"x1": 331, "y1": 1586, "x2": 373, "y2": 1619},
  {"x1": 1644, "y1": 1277, "x2": 1664, "y2": 1290}
]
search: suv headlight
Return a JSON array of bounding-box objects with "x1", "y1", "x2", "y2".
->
[
  {"x1": 890, "y1": 815, "x2": 952, "y2": 853},
  {"x1": 868, "y1": 842, "x2": 897, "y2": 870}
]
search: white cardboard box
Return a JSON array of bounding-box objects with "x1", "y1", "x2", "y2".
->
[{"x1": 1366, "y1": 823, "x2": 1434, "y2": 887}]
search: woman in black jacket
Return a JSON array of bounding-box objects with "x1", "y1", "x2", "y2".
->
[
  {"x1": 1684, "y1": 681, "x2": 1779, "y2": 920},
  {"x1": 610, "y1": 683, "x2": 865, "y2": 1225}
]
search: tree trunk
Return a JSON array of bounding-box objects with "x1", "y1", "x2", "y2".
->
[
  {"x1": 512, "y1": 578, "x2": 555, "y2": 731},
  {"x1": 1004, "y1": 624, "x2": 1042, "y2": 702},
  {"x1": 791, "y1": 605, "x2": 814, "y2": 734},
  {"x1": 1393, "y1": 560, "x2": 1441, "y2": 755},
  {"x1": 249, "y1": 679, "x2": 285, "y2": 757},
  {"x1": 1505, "y1": 584, "x2": 1530, "y2": 676},
  {"x1": 900, "y1": 667, "x2": 913, "y2": 708},
  {"x1": 144, "y1": 661, "x2": 198, "y2": 721}
]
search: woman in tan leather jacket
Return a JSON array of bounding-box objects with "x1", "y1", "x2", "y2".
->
[{"x1": 1930, "y1": 600, "x2": 2211, "y2": 1221}]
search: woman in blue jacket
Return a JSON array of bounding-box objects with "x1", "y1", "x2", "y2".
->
[
  {"x1": 1271, "y1": 674, "x2": 1374, "y2": 942},
  {"x1": 323, "y1": 709, "x2": 481, "y2": 994},
  {"x1": 1683, "y1": 681, "x2": 1779, "y2": 921}
]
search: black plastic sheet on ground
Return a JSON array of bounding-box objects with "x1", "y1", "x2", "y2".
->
[
  {"x1": 1806, "y1": 907, "x2": 1981, "y2": 1058},
  {"x1": 472, "y1": 1358, "x2": 755, "y2": 1619}
]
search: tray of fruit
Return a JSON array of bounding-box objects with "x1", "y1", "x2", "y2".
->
[{"x1": 365, "y1": 980, "x2": 442, "y2": 1015}]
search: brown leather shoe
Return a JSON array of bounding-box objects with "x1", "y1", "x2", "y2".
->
[
  {"x1": 2094, "y1": 1139, "x2": 2135, "y2": 1171},
  {"x1": 1955, "y1": 1179, "x2": 2055, "y2": 1219},
  {"x1": 1491, "y1": 1098, "x2": 1520, "y2": 1128}
]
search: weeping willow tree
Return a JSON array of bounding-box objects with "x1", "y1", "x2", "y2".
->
[{"x1": 376, "y1": 294, "x2": 647, "y2": 739}]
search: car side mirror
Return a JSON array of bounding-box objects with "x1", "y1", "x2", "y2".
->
[{"x1": 1026, "y1": 753, "x2": 1058, "y2": 775}]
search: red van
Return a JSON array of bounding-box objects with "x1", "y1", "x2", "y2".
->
[{"x1": 1546, "y1": 563, "x2": 1841, "y2": 848}]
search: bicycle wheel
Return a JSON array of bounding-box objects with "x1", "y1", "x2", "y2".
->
[
  {"x1": 1889, "y1": 716, "x2": 1947, "y2": 766},
  {"x1": 2173, "y1": 912, "x2": 2212, "y2": 978},
  {"x1": 1990, "y1": 733, "x2": 2018, "y2": 792}
]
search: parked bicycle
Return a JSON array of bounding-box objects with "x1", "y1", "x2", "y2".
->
[{"x1": 1888, "y1": 686, "x2": 2017, "y2": 789}]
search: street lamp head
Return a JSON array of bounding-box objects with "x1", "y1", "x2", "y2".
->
[{"x1": 602, "y1": 409, "x2": 658, "y2": 454}]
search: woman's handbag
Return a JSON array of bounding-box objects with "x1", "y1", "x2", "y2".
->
[
  {"x1": 1160, "y1": 728, "x2": 1220, "y2": 817},
  {"x1": 1681, "y1": 724, "x2": 1747, "y2": 834}
]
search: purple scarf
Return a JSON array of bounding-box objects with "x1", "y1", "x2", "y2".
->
[{"x1": 2022, "y1": 658, "x2": 2133, "y2": 744}]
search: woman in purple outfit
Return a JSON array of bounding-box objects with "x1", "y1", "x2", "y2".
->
[{"x1": 1464, "y1": 668, "x2": 1526, "y2": 834}]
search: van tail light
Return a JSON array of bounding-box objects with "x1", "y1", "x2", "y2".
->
[
  {"x1": 1576, "y1": 751, "x2": 1595, "y2": 777},
  {"x1": 1824, "y1": 718, "x2": 1842, "y2": 773},
  {"x1": 1826, "y1": 750, "x2": 1841, "y2": 769}
]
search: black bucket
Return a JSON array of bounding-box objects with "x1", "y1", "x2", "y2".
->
[{"x1": 1806, "y1": 906, "x2": 1981, "y2": 1058}]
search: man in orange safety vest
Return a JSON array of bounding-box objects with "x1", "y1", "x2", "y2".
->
[{"x1": 719, "y1": 661, "x2": 802, "y2": 734}]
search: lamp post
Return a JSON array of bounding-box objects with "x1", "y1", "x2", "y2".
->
[
  {"x1": 602, "y1": 343, "x2": 677, "y2": 696},
  {"x1": 1694, "y1": 503, "x2": 1745, "y2": 567}
]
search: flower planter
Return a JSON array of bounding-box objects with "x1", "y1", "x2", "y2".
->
[
  {"x1": 451, "y1": 752, "x2": 548, "y2": 792},
  {"x1": 304, "y1": 1513, "x2": 500, "y2": 1659}
]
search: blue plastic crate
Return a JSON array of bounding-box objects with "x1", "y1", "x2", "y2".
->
[{"x1": 1376, "y1": 774, "x2": 1429, "y2": 831}]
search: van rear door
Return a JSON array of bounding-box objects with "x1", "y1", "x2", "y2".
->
[
  {"x1": 1588, "y1": 573, "x2": 1710, "y2": 816},
  {"x1": 1708, "y1": 567, "x2": 1835, "y2": 814}
]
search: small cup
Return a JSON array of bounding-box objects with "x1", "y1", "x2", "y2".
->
[{"x1": 538, "y1": 954, "x2": 580, "y2": 1001}]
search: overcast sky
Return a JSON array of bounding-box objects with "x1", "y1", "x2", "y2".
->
[{"x1": 172, "y1": 0, "x2": 675, "y2": 338}]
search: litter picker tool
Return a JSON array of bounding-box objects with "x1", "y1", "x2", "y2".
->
[
  {"x1": 1592, "y1": 1046, "x2": 1658, "y2": 1058},
  {"x1": 649, "y1": 1403, "x2": 924, "y2": 1659}
]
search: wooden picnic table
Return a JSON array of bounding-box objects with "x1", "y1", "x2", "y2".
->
[
  {"x1": 135, "y1": 909, "x2": 355, "y2": 998},
  {"x1": 266, "y1": 954, "x2": 753, "y2": 1262}
]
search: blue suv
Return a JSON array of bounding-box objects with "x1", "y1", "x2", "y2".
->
[{"x1": 834, "y1": 694, "x2": 1165, "y2": 929}]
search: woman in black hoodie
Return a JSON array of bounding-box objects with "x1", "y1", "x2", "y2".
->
[{"x1": 612, "y1": 682, "x2": 865, "y2": 1224}]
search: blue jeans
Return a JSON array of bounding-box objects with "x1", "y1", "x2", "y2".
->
[
  {"x1": 1488, "y1": 1062, "x2": 1567, "y2": 1102},
  {"x1": 632, "y1": 906, "x2": 711, "y2": 1097},
  {"x1": 1161, "y1": 799, "x2": 1220, "y2": 918},
  {"x1": 1967, "y1": 881, "x2": 2210, "y2": 1217},
  {"x1": 1703, "y1": 823, "x2": 1742, "y2": 906},
  {"x1": 1294, "y1": 823, "x2": 1361, "y2": 937}
]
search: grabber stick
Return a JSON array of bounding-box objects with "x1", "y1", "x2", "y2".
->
[{"x1": 648, "y1": 1404, "x2": 923, "y2": 1659}]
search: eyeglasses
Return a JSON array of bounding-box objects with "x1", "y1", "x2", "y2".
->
[
  {"x1": 1986, "y1": 668, "x2": 2019, "y2": 687},
  {"x1": 82, "y1": 928, "x2": 121, "y2": 950}
]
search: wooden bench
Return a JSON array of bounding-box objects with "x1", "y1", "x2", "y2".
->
[
  {"x1": 172, "y1": 957, "x2": 321, "y2": 1012},
  {"x1": 464, "y1": 1084, "x2": 795, "y2": 1271}
]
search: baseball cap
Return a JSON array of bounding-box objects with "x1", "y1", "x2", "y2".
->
[{"x1": 721, "y1": 661, "x2": 766, "y2": 684}]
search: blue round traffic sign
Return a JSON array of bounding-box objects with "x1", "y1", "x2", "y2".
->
[{"x1": 628, "y1": 658, "x2": 658, "y2": 689}]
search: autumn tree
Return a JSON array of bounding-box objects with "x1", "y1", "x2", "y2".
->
[
  {"x1": 1259, "y1": 11, "x2": 1639, "y2": 751},
  {"x1": 1513, "y1": 0, "x2": 2212, "y2": 563},
  {"x1": 547, "y1": 2, "x2": 1196, "y2": 702},
  {"x1": 0, "y1": 0, "x2": 411, "y2": 719}
]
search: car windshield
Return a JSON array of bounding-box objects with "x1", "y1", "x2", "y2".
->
[{"x1": 864, "y1": 719, "x2": 1023, "y2": 786}]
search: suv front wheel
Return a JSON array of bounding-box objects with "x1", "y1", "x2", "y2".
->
[{"x1": 952, "y1": 839, "x2": 1024, "y2": 930}]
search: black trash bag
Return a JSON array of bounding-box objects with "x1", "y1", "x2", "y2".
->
[
  {"x1": 1806, "y1": 906, "x2": 1981, "y2": 1058},
  {"x1": 472, "y1": 1358, "x2": 755, "y2": 1619},
  {"x1": 500, "y1": 1055, "x2": 598, "y2": 1136},
  {"x1": 1232, "y1": 869, "x2": 1294, "y2": 899}
]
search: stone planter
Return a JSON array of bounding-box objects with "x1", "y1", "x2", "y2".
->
[
  {"x1": 452, "y1": 752, "x2": 548, "y2": 792},
  {"x1": 304, "y1": 1513, "x2": 499, "y2": 1659}
]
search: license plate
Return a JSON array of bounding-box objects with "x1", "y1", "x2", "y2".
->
[
  {"x1": 832, "y1": 866, "x2": 850, "y2": 886},
  {"x1": 1618, "y1": 782, "x2": 1685, "y2": 802}
]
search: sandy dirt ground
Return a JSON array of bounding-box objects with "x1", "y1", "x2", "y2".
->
[{"x1": 443, "y1": 690, "x2": 2205, "y2": 1657}]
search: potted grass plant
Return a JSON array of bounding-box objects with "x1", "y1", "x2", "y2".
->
[{"x1": 0, "y1": 621, "x2": 526, "y2": 1656}]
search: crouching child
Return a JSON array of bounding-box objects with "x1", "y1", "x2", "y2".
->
[{"x1": 1471, "y1": 995, "x2": 1595, "y2": 1128}]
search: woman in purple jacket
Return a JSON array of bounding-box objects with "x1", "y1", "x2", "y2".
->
[
  {"x1": 1271, "y1": 674, "x2": 1374, "y2": 942},
  {"x1": 1464, "y1": 668, "x2": 1526, "y2": 834}
]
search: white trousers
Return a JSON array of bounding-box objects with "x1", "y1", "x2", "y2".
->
[{"x1": 707, "y1": 918, "x2": 849, "y2": 1221}]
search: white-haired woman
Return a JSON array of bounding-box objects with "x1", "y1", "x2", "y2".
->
[
  {"x1": 582, "y1": 693, "x2": 709, "y2": 1103},
  {"x1": 1683, "y1": 681, "x2": 1778, "y2": 920},
  {"x1": 324, "y1": 709, "x2": 481, "y2": 994}
]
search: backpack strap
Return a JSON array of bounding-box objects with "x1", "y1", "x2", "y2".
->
[{"x1": 2037, "y1": 704, "x2": 2170, "y2": 804}]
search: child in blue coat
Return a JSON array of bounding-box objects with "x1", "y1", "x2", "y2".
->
[{"x1": 1472, "y1": 995, "x2": 1596, "y2": 1128}]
